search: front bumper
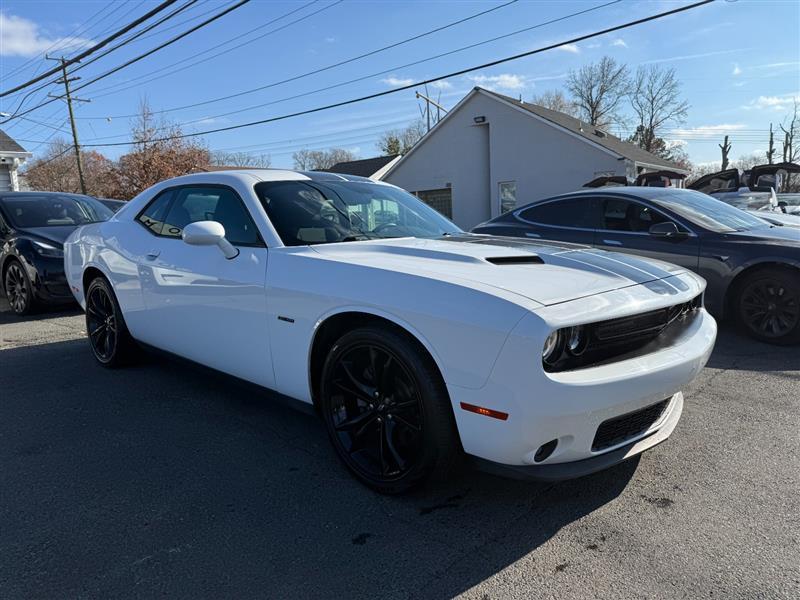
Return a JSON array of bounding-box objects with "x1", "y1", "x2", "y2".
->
[
  {"x1": 471, "y1": 392, "x2": 683, "y2": 481},
  {"x1": 448, "y1": 300, "x2": 716, "y2": 473}
]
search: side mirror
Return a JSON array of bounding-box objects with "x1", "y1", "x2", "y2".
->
[
  {"x1": 649, "y1": 221, "x2": 685, "y2": 239},
  {"x1": 182, "y1": 221, "x2": 239, "y2": 259}
]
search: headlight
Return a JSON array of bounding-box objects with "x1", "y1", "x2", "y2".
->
[
  {"x1": 542, "y1": 330, "x2": 562, "y2": 366},
  {"x1": 32, "y1": 240, "x2": 64, "y2": 258},
  {"x1": 566, "y1": 325, "x2": 588, "y2": 356}
]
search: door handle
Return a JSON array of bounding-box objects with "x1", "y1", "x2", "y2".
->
[
  {"x1": 524, "y1": 232, "x2": 541, "y2": 238},
  {"x1": 602, "y1": 239, "x2": 622, "y2": 246},
  {"x1": 145, "y1": 250, "x2": 161, "y2": 260}
]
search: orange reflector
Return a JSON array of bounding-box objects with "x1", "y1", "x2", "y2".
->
[{"x1": 460, "y1": 402, "x2": 508, "y2": 421}]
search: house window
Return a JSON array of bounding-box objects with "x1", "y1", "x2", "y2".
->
[
  {"x1": 414, "y1": 188, "x2": 452, "y2": 219},
  {"x1": 499, "y1": 181, "x2": 516, "y2": 214}
]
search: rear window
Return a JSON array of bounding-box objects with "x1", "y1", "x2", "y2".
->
[{"x1": 0, "y1": 194, "x2": 113, "y2": 228}]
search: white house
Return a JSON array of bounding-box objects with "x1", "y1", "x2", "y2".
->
[
  {"x1": 383, "y1": 87, "x2": 687, "y2": 229},
  {"x1": 0, "y1": 129, "x2": 32, "y2": 192}
]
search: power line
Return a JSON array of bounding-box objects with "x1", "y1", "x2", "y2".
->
[
  {"x1": 76, "y1": 0, "x2": 625, "y2": 142},
  {"x1": 84, "y1": 0, "x2": 516, "y2": 107},
  {"x1": 1, "y1": 0, "x2": 255, "y2": 125},
  {"x1": 0, "y1": 0, "x2": 182, "y2": 98},
  {"x1": 1, "y1": 1, "x2": 120, "y2": 82},
  {"x1": 75, "y1": 0, "x2": 715, "y2": 149},
  {"x1": 0, "y1": 0, "x2": 201, "y2": 122}
]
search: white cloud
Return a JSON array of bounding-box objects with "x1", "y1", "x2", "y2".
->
[
  {"x1": 469, "y1": 74, "x2": 526, "y2": 92},
  {"x1": 671, "y1": 124, "x2": 747, "y2": 137},
  {"x1": 557, "y1": 43, "x2": 580, "y2": 54},
  {"x1": 641, "y1": 48, "x2": 743, "y2": 65},
  {"x1": 0, "y1": 12, "x2": 93, "y2": 57},
  {"x1": 732, "y1": 63, "x2": 742, "y2": 76},
  {"x1": 324, "y1": 37, "x2": 336, "y2": 43},
  {"x1": 429, "y1": 80, "x2": 452, "y2": 90},
  {"x1": 381, "y1": 76, "x2": 415, "y2": 87},
  {"x1": 742, "y1": 93, "x2": 800, "y2": 111},
  {"x1": 611, "y1": 38, "x2": 627, "y2": 48},
  {"x1": 585, "y1": 42, "x2": 601, "y2": 49}
]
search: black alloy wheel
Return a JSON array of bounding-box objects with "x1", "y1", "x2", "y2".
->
[
  {"x1": 320, "y1": 326, "x2": 459, "y2": 494},
  {"x1": 85, "y1": 277, "x2": 137, "y2": 367},
  {"x1": 4, "y1": 261, "x2": 34, "y2": 315},
  {"x1": 737, "y1": 268, "x2": 800, "y2": 345}
]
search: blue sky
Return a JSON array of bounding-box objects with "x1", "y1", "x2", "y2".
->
[{"x1": 1, "y1": 0, "x2": 798, "y2": 168}]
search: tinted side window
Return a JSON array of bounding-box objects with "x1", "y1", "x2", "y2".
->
[
  {"x1": 520, "y1": 197, "x2": 598, "y2": 228},
  {"x1": 137, "y1": 190, "x2": 174, "y2": 235},
  {"x1": 161, "y1": 186, "x2": 260, "y2": 245},
  {"x1": 600, "y1": 198, "x2": 670, "y2": 233}
]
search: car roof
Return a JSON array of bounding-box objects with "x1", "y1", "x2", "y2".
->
[
  {"x1": 152, "y1": 168, "x2": 392, "y2": 189},
  {"x1": 0, "y1": 191, "x2": 92, "y2": 202},
  {"x1": 544, "y1": 186, "x2": 699, "y2": 203}
]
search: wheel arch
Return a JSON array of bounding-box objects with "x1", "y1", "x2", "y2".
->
[
  {"x1": 724, "y1": 259, "x2": 800, "y2": 317},
  {"x1": 82, "y1": 264, "x2": 110, "y2": 299},
  {"x1": 307, "y1": 309, "x2": 450, "y2": 414}
]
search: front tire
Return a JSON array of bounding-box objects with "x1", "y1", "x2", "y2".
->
[
  {"x1": 735, "y1": 267, "x2": 800, "y2": 345},
  {"x1": 85, "y1": 277, "x2": 138, "y2": 367},
  {"x1": 4, "y1": 260, "x2": 35, "y2": 315},
  {"x1": 320, "y1": 326, "x2": 459, "y2": 494}
]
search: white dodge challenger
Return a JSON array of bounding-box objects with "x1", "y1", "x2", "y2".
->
[{"x1": 65, "y1": 170, "x2": 717, "y2": 493}]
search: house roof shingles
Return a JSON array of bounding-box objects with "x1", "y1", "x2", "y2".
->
[
  {"x1": 483, "y1": 89, "x2": 684, "y2": 172},
  {"x1": 326, "y1": 154, "x2": 400, "y2": 178},
  {"x1": 0, "y1": 129, "x2": 27, "y2": 154}
]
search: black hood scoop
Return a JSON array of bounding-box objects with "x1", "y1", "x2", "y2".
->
[{"x1": 485, "y1": 256, "x2": 544, "y2": 265}]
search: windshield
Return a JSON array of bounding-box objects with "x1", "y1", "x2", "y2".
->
[
  {"x1": 0, "y1": 194, "x2": 113, "y2": 228},
  {"x1": 777, "y1": 193, "x2": 800, "y2": 207},
  {"x1": 717, "y1": 192, "x2": 772, "y2": 211},
  {"x1": 254, "y1": 180, "x2": 461, "y2": 246},
  {"x1": 651, "y1": 190, "x2": 770, "y2": 233}
]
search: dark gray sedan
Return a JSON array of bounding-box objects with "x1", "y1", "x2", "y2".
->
[{"x1": 473, "y1": 187, "x2": 800, "y2": 344}]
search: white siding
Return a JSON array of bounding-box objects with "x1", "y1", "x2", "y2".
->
[{"x1": 385, "y1": 91, "x2": 625, "y2": 230}]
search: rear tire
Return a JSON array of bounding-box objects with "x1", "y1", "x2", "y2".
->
[
  {"x1": 734, "y1": 266, "x2": 800, "y2": 345},
  {"x1": 320, "y1": 326, "x2": 460, "y2": 494},
  {"x1": 4, "y1": 259, "x2": 36, "y2": 316},
  {"x1": 85, "y1": 276, "x2": 139, "y2": 367}
]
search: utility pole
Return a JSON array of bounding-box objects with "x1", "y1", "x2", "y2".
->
[
  {"x1": 767, "y1": 123, "x2": 776, "y2": 165},
  {"x1": 47, "y1": 56, "x2": 90, "y2": 194},
  {"x1": 415, "y1": 90, "x2": 448, "y2": 132}
]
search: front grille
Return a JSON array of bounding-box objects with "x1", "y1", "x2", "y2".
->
[{"x1": 592, "y1": 399, "x2": 670, "y2": 452}]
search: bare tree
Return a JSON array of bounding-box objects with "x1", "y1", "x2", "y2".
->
[
  {"x1": 719, "y1": 135, "x2": 731, "y2": 170},
  {"x1": 780, "y1": 98, "x2": 798, "y2": 163},
  {"x1": 566, "y1": 56, "x2": 630, "y2": 127},
  {"x1": 766, "y1": 123, "x2": 776, "y2": 164},
  {"x1": 109, "y1": 99, "x2": 210, "y2": 199},
  {"x1": 211, "y1": 151, "x2": 271, "y2": 168},
  {"x1": 292, "y1": 147, "x2": 358, "y2": 171},
  {"x1": 628, "y1": 65, "x2": 689, "y2": 153},
  {"x1": 378, "y1": 119, "x2": 426, "y2": 156},
  {"x1": 23, "y1": 137, "x2": 115, "y2": 196},
  {"x1": 530, "y1": 89, "x2": 579, "y2": 117}
]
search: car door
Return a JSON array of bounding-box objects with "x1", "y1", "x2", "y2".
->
[
  {"x1": 509, "y1": 196, "x2": 600, "y2": 245},
  {"x1": 593, "y1": 196, "x2": 700, "y2": 270},
  {"x1": 135, "y1": 184, "x2": 274, "y2": 388}
]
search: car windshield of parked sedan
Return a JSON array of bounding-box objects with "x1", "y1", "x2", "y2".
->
[
  {"x1": 1, "y1": 194, "x2": 113, "y2": 228},
  {"x1": 255, "y1": 180, "x2": 461, "y2": 246},
  {"x1": 651, "y1": 190, "x2": 771, "y2": 233}
]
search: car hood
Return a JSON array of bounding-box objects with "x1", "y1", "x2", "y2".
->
[
  {"x1": 310, "y1": 234, "x2": 688, "y2": 306},
  {"x1": 722, "y1": 225, "x2": 800, "y2": 245},
  {"x1": 16, "y1": 225, "x2": 77, "y2": 246},
  {"x1": 749, "y1": 211, "x2": 800, "y2": 229}
]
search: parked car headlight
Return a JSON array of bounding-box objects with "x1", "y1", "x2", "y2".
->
[
  {"x1": 32, "y1": 240, "x2": 64, "y2": 258},
  {"x1": 542, "y1": 330, "x2": 563, "y2": 366},
  {"x1": 566, "y1": 325, "x2": 588, "y2": 356}
]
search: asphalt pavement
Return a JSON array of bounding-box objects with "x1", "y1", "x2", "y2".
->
[{"x1": 1, "y1": 297, "x2": 798, "y2": 599}]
